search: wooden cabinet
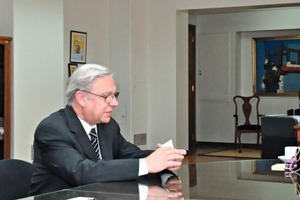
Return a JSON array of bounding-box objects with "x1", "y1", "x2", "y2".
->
[{"x1": 0, "y1": 36, "x2": 12, "y2": 159}]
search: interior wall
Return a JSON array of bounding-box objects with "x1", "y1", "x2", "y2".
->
[
  {"x1": 196, "y1": 7, "x2": 300, "y2": 143},
  {"x1": 13, "y1": 0, "x2": 64, "y2": 160},
  {"x1": 0, "y1": 0, "x2": 13, "y2": 37},
  {"x1": 148, "y1": 1, "x2": 179, "y2": 148},
  {"x1": 109, "y1": 0, "x2": 132, "y2": 140},
  {"x1": 63, "y1": 0, "x2": 111, "y2": 90},
  {"x1": 176, "y1": 11, "x2": 189, "y2": 150},
  {"x1": 130, "y1": 0, "x2": 148, "y2": 149}
]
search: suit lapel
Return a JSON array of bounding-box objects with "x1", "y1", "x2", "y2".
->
[
  {"x1": 97, "y1": 124, "x2": 113, "y2": 160},
  {"x1": 64, "y1": 105, "x2": 99, "y2": 161}
]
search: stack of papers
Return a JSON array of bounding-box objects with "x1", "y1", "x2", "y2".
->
[{"x1": 271, "y1": 163, "x2": 285, "y2": 171}]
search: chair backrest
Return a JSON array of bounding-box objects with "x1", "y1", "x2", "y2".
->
[
  {"x1": 0, "y1": 159, "x2": 34, "y2": 200},
  {"x1": 233, "y1": 95, "x2": 261, "y2": 125}
]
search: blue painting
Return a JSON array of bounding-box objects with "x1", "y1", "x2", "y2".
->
[{"x1": 254, "y1": 36, "x2": 300, "y2": 96}]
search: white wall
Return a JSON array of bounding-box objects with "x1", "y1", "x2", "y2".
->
[
  {"x1": 130, "y1": 0, "x2": 148, "y2": 148},
  {"x1": 13, "y1": 0, "x2": 64, "y2": 160},
  {"x1": 63, "y1": 0, "x2": 111, "y2": 69},
  {"x1": 67, "y1": 0, "x2": 149, "y2": 147},
  {"x1": 109, "y1": 0, "x2": 132, "y2": 140},
  {"x1": 195, "y1": 7, "x2": 300, "y2": 143},
  {"x1": 148, "y1": 1, "x2": 179, "y2": 148},
  {"x1": 0, "y1": 0, "x2": 13, "y2": 36},
  {"x1": 176, "y1": 11, "x2": 189, "y2": 150}
]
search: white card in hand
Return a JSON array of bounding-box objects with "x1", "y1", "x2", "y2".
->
[{"x1": 161, "y1": 139, "x2": 174, "y2": 147}]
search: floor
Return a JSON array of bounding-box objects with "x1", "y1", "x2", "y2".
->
[{"x1": 183, "y1": 142, "x2": 254, "y2": 164}]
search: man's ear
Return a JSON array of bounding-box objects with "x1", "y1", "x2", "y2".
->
[{"x1": 75, "y1": 90, "x2": 86, "y2": 106}]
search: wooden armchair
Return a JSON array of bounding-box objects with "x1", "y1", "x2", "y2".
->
[{"x1": 233, "y1": 95, "x2": 262, "y2": 152}]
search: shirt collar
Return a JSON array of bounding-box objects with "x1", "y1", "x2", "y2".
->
[{"x1": 77, "y1": 117, "x2": 97, "y2": 138}]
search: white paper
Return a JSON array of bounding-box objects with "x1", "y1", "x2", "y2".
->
[
  {"x1": 271, "y1": 163, "x2": 285, "y2": 171},
  {"x1": 161, "y1": 139, "x2": 174, "y2": 147},
  {"x1": 66, "y1": 197, "x2": 95, "y2": 200}
]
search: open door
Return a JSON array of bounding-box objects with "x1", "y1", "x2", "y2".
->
[
  {"x1": 0, "y1": 36, "x2": 12, "y2": 159},
  {"x1": 188, "y1": 25, "x2": 196, "y2": 154}
]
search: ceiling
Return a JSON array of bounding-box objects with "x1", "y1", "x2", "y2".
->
[{"x1": 187, "y1": 4, "x2": 300, "y2": 15}]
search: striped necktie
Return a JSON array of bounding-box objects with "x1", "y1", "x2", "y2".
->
[{"x1": 89, "y1": 128, "x2": 101, "y2": 159}]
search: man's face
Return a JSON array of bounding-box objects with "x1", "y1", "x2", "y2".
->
[{"x1": 82, "y1": 75, "x2": 119, "y2": 124}]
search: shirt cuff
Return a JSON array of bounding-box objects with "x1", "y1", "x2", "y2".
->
[
  {"x1": 138, "y1": 183, "x2": 148, "y2": 200},
  {"x1": 161, "y1": 173, "x2": 174, "y2": 186},
  {"x1": 138, "y1": 158, "x2": 148, "y2": 176}
]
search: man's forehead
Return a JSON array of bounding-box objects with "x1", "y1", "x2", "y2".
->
[{"x1": 91, "y1": 76, "x2": 116, "y2": 91}]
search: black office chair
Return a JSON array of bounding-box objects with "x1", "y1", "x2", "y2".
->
[{"x1": 0, "y1": 159, "x2": 34, "y2": 200}]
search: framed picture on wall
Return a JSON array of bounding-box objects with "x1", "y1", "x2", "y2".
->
[
  {"x1": 252, "y1": 35, "x2": 300, "y2": 96},
  {"x1": 70, "y1": 30, "x2": 87, "y2": 63},
  {"x1": 68, "y1": 63, "x2": 78, "y2": 76}
]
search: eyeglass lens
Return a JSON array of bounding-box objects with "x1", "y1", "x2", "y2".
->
[{"x1": 105, "y1": 92, "x2": 119, "y2": 103}]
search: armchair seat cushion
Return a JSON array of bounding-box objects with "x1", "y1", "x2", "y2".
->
[{"x1": 238, "y1": 125, "x2": 261, "y2": 130}]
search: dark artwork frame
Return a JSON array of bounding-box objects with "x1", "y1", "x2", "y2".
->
[
  {"x1": 252, "y1": 35, "x2": 300, "y2": 96},
  {"x1": 68, "y1": 63, "x2": 78, "y2": 77}
]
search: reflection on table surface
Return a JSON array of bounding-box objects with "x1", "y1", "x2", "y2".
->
[{"x1": 21, "y1": 159, "x2": 300, "y2": 200}]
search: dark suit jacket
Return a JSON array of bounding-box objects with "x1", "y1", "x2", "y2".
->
[{"x1": 30, "y1": 105, "x2": 153, "y2": 195}]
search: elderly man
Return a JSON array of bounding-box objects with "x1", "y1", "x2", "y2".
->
[{"x1": 30, "y1": 64, "x2": 186, "y2": 196}]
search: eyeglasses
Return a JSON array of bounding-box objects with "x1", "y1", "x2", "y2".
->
[{"x1": 82, "y1": 90, "x2": 119, "y2": 104}]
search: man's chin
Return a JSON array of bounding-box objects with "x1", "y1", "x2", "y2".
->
[{"x1": 101, "y1": 117, "x2": 111, "y2": 123}]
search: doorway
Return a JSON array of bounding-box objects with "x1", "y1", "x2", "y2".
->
[
  {"x1": 188, "y1": 24, "x2": 196, "y2": 154},
  {"x1": 0, "y1": 36, "x2": 12, "y2": 159}
]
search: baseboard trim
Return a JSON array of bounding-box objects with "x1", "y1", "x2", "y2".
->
[{"x1": 197, "y1": 141, "x2": 261, "y2": 149}]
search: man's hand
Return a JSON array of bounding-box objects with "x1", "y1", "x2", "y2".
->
[
  {"x1": 146, "y1": 176, "x2": 183, "y2": 199},
  {"x1": 147, "y1": 185, "x2": 183, "y2": 200},
  {"x1": 145, "y1": 146, "x2": 186, "y2": 173},
  {"x1": 164, "y1": 176, "x2": 182, "y2": 193}
]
